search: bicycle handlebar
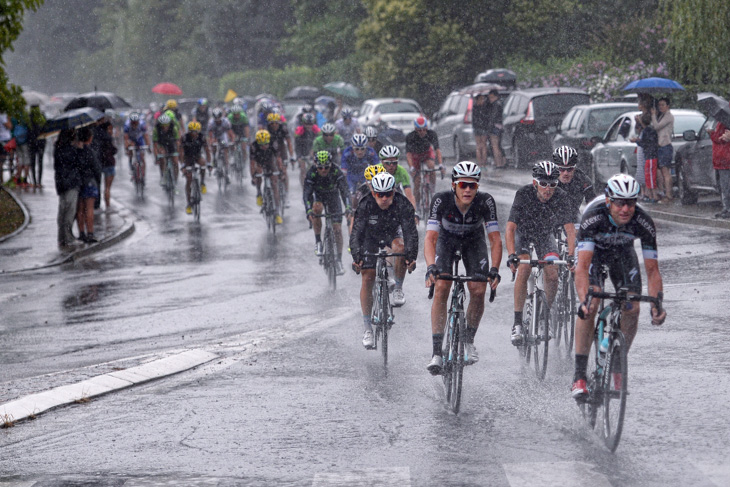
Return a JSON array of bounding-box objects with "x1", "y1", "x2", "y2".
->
[
  {"x1": 518, "y1": 259, "x2": 569, "y2": 266},
  {"x1": 427, "y1": 278, "x2": 497, "y2": 302}
]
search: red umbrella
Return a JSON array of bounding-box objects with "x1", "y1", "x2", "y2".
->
[{"x1": 152, "y1": 82, "x2": 183, "y2": 96}]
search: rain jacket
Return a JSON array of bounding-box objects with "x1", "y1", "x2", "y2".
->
[{"x1": 710, "y1": 122, "x2": 730, "y2": 170}]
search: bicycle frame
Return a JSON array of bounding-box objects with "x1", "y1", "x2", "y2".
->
[
  {"x1": 310, "y1": 212, "x2": 342, "y2": 291},
  {"x1": 129, "y1": 145, "x2": 147, "y2": 197},
  {"x1": 261, "y1": 170, "x2": 279, "y2": 233},
  {"x1": 185, "y1": 165, "x2": 203, "y2": 222}
]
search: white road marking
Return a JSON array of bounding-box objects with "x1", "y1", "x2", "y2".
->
[
  {"x1": 503, "y1": 461, "x2": 612, "y2": 487},
  {"x1": 312, "y1": 467, "x2": 411, "y2": 487}
]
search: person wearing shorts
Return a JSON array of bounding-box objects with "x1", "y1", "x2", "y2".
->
[
  {"x1": 637, "y1": 112, "x2": 659, "y2": 202},
  {"x1": 651, "y1": 97, "x2": 675, "y2": 203}
]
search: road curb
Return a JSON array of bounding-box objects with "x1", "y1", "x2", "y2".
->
[
  {"x1": 485, "y1": 176, "x2": 730, "y2": 231},
  {"x1": 0, "y1": 186, "x2": 30, "y2": 243},
  {"x1": 0, "y1": 349, "x2": 218, "y2": 427}
]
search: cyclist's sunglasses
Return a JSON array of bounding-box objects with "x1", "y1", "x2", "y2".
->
[
  {"x1": 354, "y1": 147, "x2": 367, "y2": 152},
  {"x1": 382, "y1": 159, "x2": 398, "y2": 165},
  {"x1": 455, "y1": 181, "x2": 478, "y2": 190},
  {"x1": 609, "y1": 198, "x2": 637, "y2": 208},
  {"x1": 374, "y1": 190, "x2": 395, "y2": 198},
  {"x1": 368, "y1": 137, "x2": 377, "y2": 141},
  {"x1": 557, "y1": 166, "x2": 575, "y2": 172},
  {"x1": 323, "y1": 133, "x2": 334, "y2": 137},
  {"x1": 316, "y1": 164, "x2": 331, "y2": 170},
  {"x1": 535, "y1": 179, "x2": 558, "y2": 188}
]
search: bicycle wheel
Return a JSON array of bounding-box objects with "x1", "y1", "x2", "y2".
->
[
  {"x1": 521, "y1": 297, "x2": 533, "y2": 362},
  {"x1": 135, "y1": 162, "x2": 144, "y2": 198},
  {"x1": 533, "y1": 290, "x2": 550, "y2": 380},
  {"x1": 580, "y1": 331, "x2": 601, "y2": 429},
  {"x1": 279, "y1": 180, "x2": 287, "y2": 218},
  {"x1": 324, "y1": 227, "x2": 336, "y2": 291},
  {"x1": 442, "y1": 313, "x2": 455, "y2": 402},
  {"x1": 449, "y1": 315, "x2": 465, "y2": 414},
  {"x1": 191, "y1": 179, "x2": 201, "y2": 222},
  {"x1": 380, "y1": 277, "x2": 390, "y2": 367},
  {"x1": 564, "y1": 276, "x2": 576, "y2": 359},
  {"x1": 235, "y1": 149, "x2": 244, "y2": 186},
  {"x1": 165, "y1": 163, "x2": 175, "y2": 207},
  {"x1": 602, "y1": 331, "x2": 628, "y2": 452}
]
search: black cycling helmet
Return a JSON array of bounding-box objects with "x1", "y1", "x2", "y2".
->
[{"x1": 532, "y1": 161, "x2": 559, "y2": 182}]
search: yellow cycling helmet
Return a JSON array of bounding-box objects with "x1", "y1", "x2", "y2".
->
[
  {"x1": 266, "y1": 112, "x2": 281, "y2": 123},
  {"x1": 364, "y1": 164, "x2": 386, "y2": 181},
  {"x1": 188, "y1": 121, "x2": 201, "y2": 132},
  {"x1": 165, "y1": 99, "x2": 178, "y2": 110},
  {"x1": 255, "y1": 129, "x2": 271, "y2": 145}
]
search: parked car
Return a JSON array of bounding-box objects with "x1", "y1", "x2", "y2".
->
[
  {"x1": 675, "y1": 116, "x2": 720, "y2": 205},
  {"x1": 357, "y1": 98, "x2": 424, "y2": 135},
  {"x1": 431, "y1": 85, "x2": 511, "y2": 161},
  {"x1": 552, "y1": 103, "x2": 636, "y2": 172},
  {"x1": 589, "y1": 109, "x2": 706, "y2": 187},
  {"x1": 501, "y1": 88, "x2": 590, "y2": 167}
]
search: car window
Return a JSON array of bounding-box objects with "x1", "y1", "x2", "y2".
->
[
  {"x1": 605, "y1": 117, "x2": 625, "y2": 142},
  {"x1": 516, "y1": 96, "x2": 529, "y2": 115},
  {"x1": 532, "y1": 94, "x2": 591, "y2": 118},
  {"x1": 585, "y1": 107, "x2": 634, "y2": 137},
  {"x1": 569, "y1": 109, "x2": 583, "y2": 130},
  {"x1": 699, "y1": 117, "x2": 716, "y2": 140},
  {"x1": 360, "y1": 105, "x2": 373, "y2": 118},
  {"x1": 376, "y1": 102, "x2": 421, "y2": 114},
  {"x1": 439, "y1": 96, "x2": 453, "y2": 115},
  {"x1": 674, "y1": 114, "x2": 706, "y2": 137},
  {"x1": 503, "y1": 95, "x2": 515, "y2": 116},
  {"x1": 447, "y1": 95, "x2": 461, "y2": 114},
  {"x1": 561, "y1": 109, "x2": 576, "y2": 131},
  {"x1": 457, "y1": 95, "x2": 469, "y2": 114}
]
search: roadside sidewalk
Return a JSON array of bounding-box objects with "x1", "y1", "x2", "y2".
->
[
  {"x1": 0, "y1": 177, "x2": 135, "y2": 274},
  {"x1": 483, "y1": 166, "x2": 730, "y2": 230}
]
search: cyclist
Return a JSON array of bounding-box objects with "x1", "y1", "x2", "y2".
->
[
  {"x1": 365, "y1": 126, "x2": 383, "y2": 155},
  {"x1": 207, "y1": 107, "x2": 235, "y2": 182},
  {"x1": 295, "y1": 112, "x2": 321, "y2": 185},
  {"x1": 350, "y1": 172, "x2": 418, "y2": 348},
  {"x1": 312, "y1": 123, "x2": 345, "y2": 162},
  {"x1": 571, "y1": 174, "x2": 666, "y2": 400},
  {"x1": 181, "y1": 121, "x2": 211, "y2": 214},
  {"x1": 352, "y1": 164, "x2": 386, "y2": 205},
  {"x1": 267, "y1": 112, "x2": 294, "y2": 199},
  {"x1": 379, "y1": 145, "x2": 418, "y2": 214},
  {"x1": 303, "y1": 150, "x2": 351, "y2": 275},
  {"x1": 227, "y1": 104, "x2": 250, "y2": 165},
  {"x1": 506, "y1": 161, "x2": 576, "y2": 345},
  {"x1": 406, "y1": 116, "x2": 444, "y2": 211},
  {"x1": 123, "y1": 112, "x2": 151, "y2": 181},
  {"x1": 335, "y1": 108, "x2": 361, "y2": 147},
  {"x1": 191, "y1": 98, "x2": 211, "y2": 132},
  {"x1": 341, "y1": 133, "x2": 379, "y2": 208},
  {"x1": 424, "y1": 162, "x2": 502, "y2": 373},
  {"x1": 164, "y1": 99, "x2": 183, "y2": 134},
  {"x1": 553, "y1": 146, "x2": 596, "y2": 224},
  {"x1": 152, "y1": 113, "x2": 181, "y2": 182},
  {"x1": 250, "y1": 129, "x2": 283, "y2": 224}
]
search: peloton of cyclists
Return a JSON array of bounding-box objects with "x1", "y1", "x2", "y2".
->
[
  {"x1": 303, "y1": 150, "x2": 351, "y2": 275},
  {"x1": 181, "y1": 121, "x2": 211, "y2": 214},
  {"x1": 424, "y1": 162, "x2": 502, "y2": 374},
  {"x1": 341, "y1": 133, "x2": 380, "y2": 208},
  {"x1": 506, "y1": 161, "x2": 576, "y2": 346},
  {"x1": 571, "y1": 173, "x2": 666, "y2": 400},
  {"x1": 250, "y1": 129, "x2": 283, "y2": 224},
  {"x1": 295, "y1": 113, "x2": 321, "y2": 185},
  {"x1": 378, "y1": 145, "x2": 418, "y2": 216},
  {"x1": 406, "y1": 116, "x2": 444, "y2": 207},
  {"x1": 312, "y1": 123, "x2": 345, "y2": 162},
  {"x1": 152, "y1": 113, "x2": 181, "y2": 182},
  {"x1": 123, "y1": 112, "x2": 151, "y2": 180},
  {"x1": 350, "y1": 172, "x2": 418, "y2": 348}
]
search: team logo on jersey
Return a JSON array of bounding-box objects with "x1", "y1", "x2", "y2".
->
[{"x1": 634, "y1": 213, "x2": 656, "y2": 238}]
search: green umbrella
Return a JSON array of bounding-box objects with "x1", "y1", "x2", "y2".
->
[{"x1": 323, "y1": 82, "x2": 363, "y2": 100}]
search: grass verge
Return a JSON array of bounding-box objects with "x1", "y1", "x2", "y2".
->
[{"x1": 0, "y1": 188, "x2": 24, "y2": 238}]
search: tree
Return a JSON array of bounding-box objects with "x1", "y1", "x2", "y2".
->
[{"x1": 0, "y1": 0, "x2": 44, "y2": 118}]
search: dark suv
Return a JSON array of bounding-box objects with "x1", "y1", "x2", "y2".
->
[{"x1": 502, "y1": 88, "x2": 590, "y2": 167}]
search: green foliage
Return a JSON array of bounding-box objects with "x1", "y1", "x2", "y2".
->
[
  {"x1": 0, "y1": 0, "x2": 43, "y2": 118},
  {"x1": 219, "y1": 66, "x2": 322, "y2": 99}
]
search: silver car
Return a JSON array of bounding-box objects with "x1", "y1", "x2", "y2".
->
[
  {"x1": 590, "y1": 109, "x2": 706, "y2": 186},
  {"x1": 431, "y1": 90, "x2": 475, "y2": 160},
  {"x1": 357, "y1": 98, "x2": 425, "y2": 135}
]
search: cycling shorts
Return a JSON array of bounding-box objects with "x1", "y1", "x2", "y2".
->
[
  {"x1": 410, "y1": 148, "x2": 435, "y2": 171},
  {"x1": 435, "y1": 233, "x2": 489, "y2": 276},
  {"x1": 588, "y1": 246, "x2": 642, "y2": 294},
  {"x1": 253, "y1": 156, "x2": 278, "y2": 174},
  {"x1": 360, "y1": 228, "x2": 405, "y2": 269},
  {"x1": 157, "y1": 140, "x2": 178, "y2": 154},
  {"x1": 514, "y1": 229, "x2": 559, "y2": 260},
  {"x1": 313, "y1": 191, "x2": 344, "y2": 224},
  {"x1": 182, "y1": 155, "x2": 205, "y2": 167}
]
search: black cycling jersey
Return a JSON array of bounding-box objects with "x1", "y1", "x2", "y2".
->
[
  {"x1": 428, "y1": 191, "x2": 499, "y2": 238},
  {"x1": 250, "y1": 141, "x2": 278, "y2": 172},
  {"x1": 508, "y1": 184, "x2": 573, "y2": 243},
  {"x1": 154, "y1": 124, "x2": 178, "y2": 149},
  {"x1": 557, "y1": 169, "x2": 596, "y2": 221},
  {"x1": 180, "y1": 133, "x2": 207, "y2": 164},
  {"x1": 405, "y1": 129, "x2": 440, "y2": 154},
  {"x1": 302, "y1": 165, "x2": 349, "y2": 213},
  {"x1": 350, "y1": 192, "x2": 418, "y2": 264},
  {"x1": 577, "y1": 196, "x2": 658, "y2": 259},
  {"x1": 268, "y1": 123, "x2": 290, "y2": 156},
  {"x1": 295, "y1": 126, "x2": 318, "y2": 158},
  {"x1": 192, "y1": 107, "x2": 210, "y2": 131}
]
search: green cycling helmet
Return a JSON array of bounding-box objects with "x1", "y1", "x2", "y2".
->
[{"x1": 315, "y1": 150, "x2": 332, "y2": 166}]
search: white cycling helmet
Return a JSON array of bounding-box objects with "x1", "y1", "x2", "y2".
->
[
  {"x1": 371, "y1": 172, "x2": 396, "y2": 193},
  {"x1": 452, "y1": 161, "x2": 481, "y2": 181},
  {"x1": 364, "y1": 126, "x2": 378, "y2": 138},
  {"x1": 157, "y1": 113, "x2": 171, "y2": 125},
  {"x1": 352, "y1": 133, "x2": 368, "y2": 148},
  {"x1": 552, "y1": 145, "x2": 578, "y2": 167},
  {"x1": 605, "y1": 173, "x2": 640, "y2": 199},
  {"x1": 379, "y1": 145, "x2": 400, "y2": 160},
  {"x1": 321, "y1": 123, "x2": 336, "y2": 135},
  {"x1": 128, "y1": 112, "x2": 140, "y2": 122}
]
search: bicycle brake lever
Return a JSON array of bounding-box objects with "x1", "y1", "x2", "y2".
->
[
  {"x1": 489, "y1": 287, "x2": 497, "y2": 303},
  {"x1": 428, "y1": 283, "x2": 435, "y2": 300}
]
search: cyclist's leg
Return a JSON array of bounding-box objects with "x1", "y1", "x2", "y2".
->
[
  {"x1": 197, "y1": 156, "x2": 206, "y2": 187},
  {"x1": 536, "y1": 239, "x2": 561, "y2": 306},
  {"x1": 425, "y1": 157, "x2": 437, "y2": 188},
  {"x1": 172, "y1": 154, "x2": 180, "y2": 183},
  {"x1": 609, "y1": 250, "x2": 642, "y2": 349},
  {"x1": 430, "y1": 236, "x2": 455, "y2": 336},
  {"x1": 184, "y1": 165, "x2": 193, "y2": 205},
  {"x1": 312, "y1": 201, "x2": 324, "y2": 236},
  {"x1": 410, "y1": 156, "x2": 422, "y2": 202},
  {"x1": 360, "y1": 269, "x2": 376, "y2": 317},
  {"x1": 462, "y1": 236, "x2": 490, "y2": 333},
  {"x1": 271, "y1": 173, "x2": 281, "y2": 212},
  {"x1": 390, "y1": 235, "x2": 406, "y2": 285}
]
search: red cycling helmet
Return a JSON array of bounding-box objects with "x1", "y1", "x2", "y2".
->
[{"x1": 414, "y1": 116, "x2": 428, "y2": 129}]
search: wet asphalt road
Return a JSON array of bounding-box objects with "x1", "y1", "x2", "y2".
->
[{"x1": 1, "y1": 160, "x2": 730, "y2": 486}]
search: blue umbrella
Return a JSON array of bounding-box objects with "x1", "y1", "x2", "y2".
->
[
  {"x1": 40, "y1": 107, "x2": 105, "y2": 138},
  {"x1": 622, "y1": 77, "x2": 685, "y2": 93}
]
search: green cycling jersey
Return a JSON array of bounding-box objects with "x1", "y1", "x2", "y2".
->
[{"x1": 312, "y1": 134, "x2": 344, "y2": 155}]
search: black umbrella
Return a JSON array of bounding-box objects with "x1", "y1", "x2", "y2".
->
[
  {"x1": 64, "y1": 91, "x2": 131, "y2": 112},
  {"x1": 697, "y1": 93, "x2": 730, "y2": 127},
  {"x1": 284, "y1": 86, "x2": 321, "y2": 100},
  {"x1": 39, "y1": 107, "x2": 105, "y2": 138}
]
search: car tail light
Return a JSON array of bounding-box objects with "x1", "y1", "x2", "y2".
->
[
  {"x1": 582, "y1": 139, "x2": 595, "y2": 148},
  {"x1": 520, "y1": 101, "x2": 535, "y2": 124},
  {"x1": 464, "y1": 98, "x2": 472, "y2": 124}
]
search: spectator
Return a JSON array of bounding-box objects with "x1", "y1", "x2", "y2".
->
[
  {"x1": 636, "y1": 112, "x2": 659, "y2": 202},
  {"x1": 471, "y1": 93, "x2": 489, "y2": 166},
  {"x1": 11, "y1": 113, "x2": 30, "y2": 188},
  {"x1": 0, "y1": 113, "x2": 11, "y2": 184},
  {"x1": 96, "y1": 120, "x2": 118, "y2": 209},
  {"x1": 27, "y1": 105, "x2": 47, "y2": 188},
  {"x1": 75, "y1": 127, "x2": 100, "y2": 243},
  {"x1": 709, "y1": 121, "x2": 730, "y2": 219},
  {"x1": 651, "y1": 96, "x2": 674, "y2": 204},
  {"x1": 53, "y1": 129, "x2": 81, "y2": 248},
  {"x1": 486, "y1": 89, "x2": 506, "y2": 168},
  {"x1": 632, "y1": 99, "x2": 652, "y2": 198}
]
